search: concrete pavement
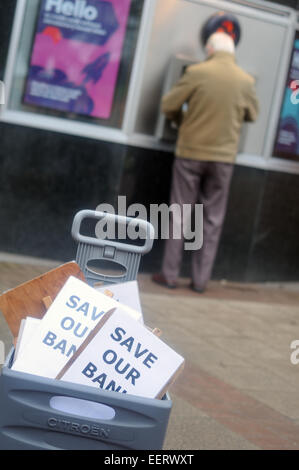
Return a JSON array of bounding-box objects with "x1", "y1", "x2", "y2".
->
[{"x1": 0, "y1": 254, "x2": 299, "y2": 450}]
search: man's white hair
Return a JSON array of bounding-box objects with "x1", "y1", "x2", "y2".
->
[{"x1": 206, "y1": 32, "x2": 235, "y2": 56}]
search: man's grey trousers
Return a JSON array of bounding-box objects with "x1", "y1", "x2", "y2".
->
[{"x1": 162, "y1": 157, "x2": 234, "y2": 289}]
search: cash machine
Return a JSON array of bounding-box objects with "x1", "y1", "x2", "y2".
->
[
  {"x1": 133, "y1": 0, "x2": 295, "y2": 172},
  {"x1": 155, "y1": 10, "x2": 253, "y2": 149}
]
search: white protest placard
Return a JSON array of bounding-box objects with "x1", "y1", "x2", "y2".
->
[
  {"x1": 57, "y1": 309, "x2": 185, "y2": 399},
  {"x1": 12, "y1": 276, "x2": 141, "y2": 379},
  {"x1": 96, "y1": 281, "x2": 143, "y2": 319},
  {"x1": 14, "y1": 280, "x2": 143, "y2": 363},
  {"x1": 14, "y1": 317, "x2": 41, "y2": 363},
  {"x1": 14, "y1": 319, "x2": 26, "y2": 362}
]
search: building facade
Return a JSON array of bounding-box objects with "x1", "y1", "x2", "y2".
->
[{"x1": 1, "y1": 0, "x2": 299, "y2": 282}]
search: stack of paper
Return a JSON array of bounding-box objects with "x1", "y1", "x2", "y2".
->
[
  {"x1": 14, "y1": 278, "x2": 144, "y2": 363},
  {"x1": 11, "y1": 276, "x2": 184, "y2": 400},
  {"x1": 12, "y1": 276, "x2": 141, "y2": 379}
]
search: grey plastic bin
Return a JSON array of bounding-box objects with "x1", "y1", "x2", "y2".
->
[
  {"x1": 0, "y1": 210, "x2": 172, "y2": 450},
  {"x1": 0, "y1": 350, "x2": 172, "y2": 450}
]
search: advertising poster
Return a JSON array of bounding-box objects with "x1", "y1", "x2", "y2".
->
[
  {"x1": 273, "y1": 32, "x2": 299, "y2": 161},
  {"x1": 24, "y1": 0, "x2": 132, "y2": 119}
]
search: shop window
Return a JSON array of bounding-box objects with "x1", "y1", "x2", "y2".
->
[
  {"x1": 273, "y1": 31, "x2": 299, "y2": 161},
  {"x1": 7, "y1": 0, "x2": 144, "y2": 129}
]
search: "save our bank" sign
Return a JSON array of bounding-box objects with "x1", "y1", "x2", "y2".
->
[
  {"x1": 12, "y1": 276, "x2": 141, "y2": 379},
  {"x1": 57, "y1": 308, "x2": 185, "y2": 399}
]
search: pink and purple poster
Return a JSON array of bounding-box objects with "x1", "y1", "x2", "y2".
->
[
  {"x1": 24, "y1": 0, "x2": 132, "y2": 119},
  {"x1": 273, "y1": 32, "x2": 299, "y2": 161}
]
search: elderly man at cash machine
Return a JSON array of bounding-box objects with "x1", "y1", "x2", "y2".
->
[{"x1": 152, "y1": 32, "x2": 259, "y2": 293}]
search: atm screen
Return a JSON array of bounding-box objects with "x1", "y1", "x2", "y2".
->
[{"x1": 273, "y1": 31, "x2": 299, "y2": 161}]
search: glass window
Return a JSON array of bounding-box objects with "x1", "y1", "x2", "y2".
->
[
  {"x1": 8, "y1": 0, "x2": 144, "y2": 129},
  {"x1": 273, "y1": 31, "x2": 299, "y2": 161}
]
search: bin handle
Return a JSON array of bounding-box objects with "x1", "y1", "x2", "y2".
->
[
  {"x1": 71, "y1": 210, "x2": 155, "y2": 255},
  {"x1": 49, "y1": 396, "x2": 116, "y2": 421}
]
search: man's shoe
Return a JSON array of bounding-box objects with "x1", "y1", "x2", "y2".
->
[
  {"x1": 190, "y1": 283, "x2": 205, "y2": 294},
  {"x1": 152, "y1": 273, "x2": 177, "y2": 289}
]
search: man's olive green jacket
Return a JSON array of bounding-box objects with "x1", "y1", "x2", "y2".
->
[{"x1": 162, "y1": 51, "x2": 259, "y2": 163}]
